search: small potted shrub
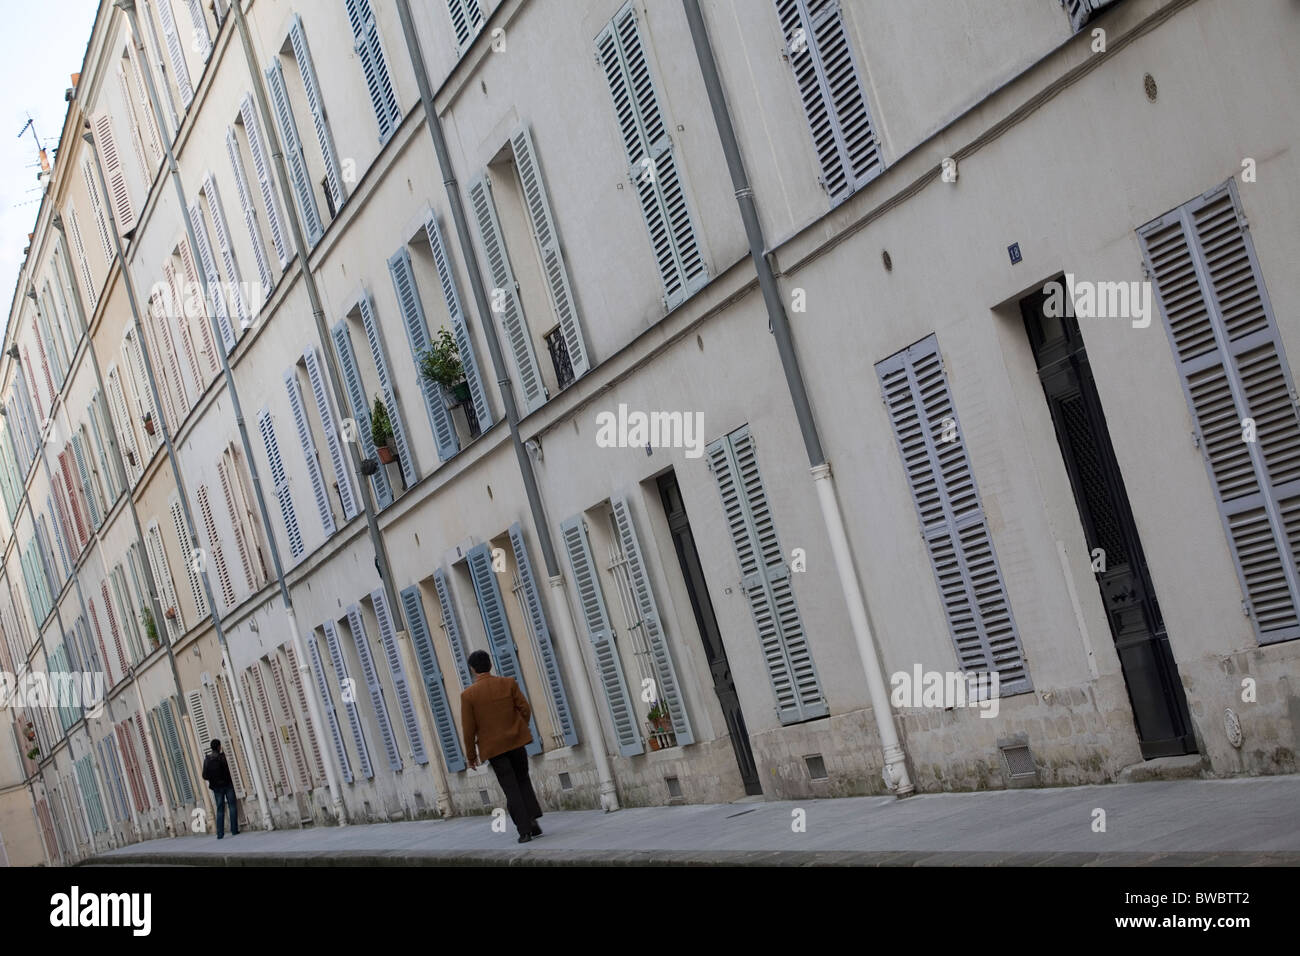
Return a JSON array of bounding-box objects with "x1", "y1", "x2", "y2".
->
[
  {"x1": 370, "y1": 395, "x2": 397, "y2": 464},
  {"x1": 141, "y1": 606, "x2": 159, "y2": 647},
  {"x1": 418, "y1": 328, "x2": 471, "y2": 406},
  {"x1": 26, "y1": 746, "x2": 40, "y2": 761},
  {"x1": 142, "y1": 411, "x2": 156, "y2": 436}
]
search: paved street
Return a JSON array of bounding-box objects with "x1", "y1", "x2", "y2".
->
[{"x1": 87, "y1": 775, "x2": 1300, "y2": 865}]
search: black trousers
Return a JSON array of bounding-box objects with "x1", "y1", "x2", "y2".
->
[{"x1": 488, "y1": 745, "x2": 542, "y2": 835}]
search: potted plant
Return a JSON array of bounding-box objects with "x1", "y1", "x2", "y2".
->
[
  {"x1": 141, "y1": 606, "x2": 159, "y2": 647},
  {"x1": 26, "y1": 746, "x2": 40, "y2": 761},
  {"x1": 646, "y1": 702, "x2": 674, "y2": 748},
  {"x1": 142, "y1": 411, "x2": 156, "y2": 436},
  {"x1": 370, "y1": 395, "x2": 397, "y2": 464},
  {"x1": 418, "y1": 328, "x2": 471, "y2": 405},
  {"x1": 164, "y1": 606, "x2": 177, "y2": 622}
]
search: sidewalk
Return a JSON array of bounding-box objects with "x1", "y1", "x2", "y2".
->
[{"x1": 87, "y1": 775, "x2": 1300, "y2": 866}]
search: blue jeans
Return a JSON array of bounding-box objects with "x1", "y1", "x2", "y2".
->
[{"x1": 213, "y1": 784, "x2": 239, "y2": 837}]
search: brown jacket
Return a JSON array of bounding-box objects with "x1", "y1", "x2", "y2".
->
[{"x1": 461, "y1": 673, "x2": 532, "y2": 762}]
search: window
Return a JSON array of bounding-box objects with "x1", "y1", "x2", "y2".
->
[
  {"x1": 197, "y1": 483, "x2": 234, "y2": 609},
  {"x1": 345, "y1": 602, "x2": 403, "y2": 772},
  {"x1": 305, "y1": 630, "x2": 353, "y2": 783},
  {"x1": 169, "y1": 494, "x2": 207, "y2": 623},
  {"x1": 283, "y1": 349, "x2": 358, "y2": 541},
  {"x1": 235, "y1": 92, "x2": 291, "y2": 271},
  {"x1": 256, "y1": 406, "x2": 303, "y2": 561},
  {"x1": 220, "y1": 445, "x2": 268, "y2": 591},
  {"x1": 369, "y1": 588, "x2": 427, "y2": 765},
  {"x1": 245, "y1": 663, "x2": 289, "y2": 796},
  {"x1": 321, "y1": 619, "x2": 373, "y2": 780},
  {"x1": 399, "y1": 582, "x2": 466, "y2": 772},
  {"x1": 144, "y1": 519, "x2": 183, "y2": 642},
  {"x1": 143, "y1": 282, "x2": 188, "y2": 426},
  {"x1": 200, "y1": 175, "x2": 252, "y2": 340}
]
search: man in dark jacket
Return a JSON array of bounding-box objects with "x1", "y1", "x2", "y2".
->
[{"x1": 201, "y1": 739, "x2": 239, "y2": 838}]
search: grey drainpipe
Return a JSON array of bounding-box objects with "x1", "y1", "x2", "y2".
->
[
  {"x1": 681, "y1": 0, "x2": 913, "y2": 796},
  {"x1": 394, "y1": 0, "x2": 620, "y2": 811}
]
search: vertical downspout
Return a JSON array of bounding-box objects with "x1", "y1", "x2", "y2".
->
[
  {"x1": 115, "y1": 0, "x2": 347, "y2": 825},
  {"x1": 393, "y1": 0, "x2": 620, "y2": 811},
  {"x1": 681, "y1": 0, "x2": 913, "y2": 796},
  {"x1": 225, "y1": 0, "x2": 448, "y2": 816}
]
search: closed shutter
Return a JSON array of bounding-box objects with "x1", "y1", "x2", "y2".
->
[
  {"x1": 91, "y1": 113, "x2": 136, "y2": 237},
  {"x1": 169, "y1": 495, "x2": 207, "y2": 621},
  {"x1": 145, "y1": 522, "x2": 182, "y2": 640},
  {"x1": 118, "y1": 63, "x2": 150, "y2": 184},
  {"x1": 511, "y1": 125, "x2": 590, "y2": 379},
  {"x1": 226, "y1": 127, "x2": 274, "y2": 298},
  {"x1": 158, "y1": 698, "x2": 194, "y2": 804},
  {"x1": 467, "y1": 175, "x2": 545, "y2": 412},
  {"x1": 388, "y1": 247, "x2": 460, "y2": 460},
  {"x1": 285, "y1": 367, "x2": 336, "y2": 537},
  {"x1": 126, "y1": 42, "x2": 164, "y2": 167},
  {"x1": 189, "y1": 201, "x2": 237, "y2": 357},
  {"x1": 288, "y1": 16, "x2": 345, "y2": 214},
  {"x1": 371, "y1": 587, "x2": 427, "y2": 764},
  {"x1": 239, "y1": 93, "x2": 291, "y2": 266},
  {"x1": 162, "y1": 261, "x2": 203, "y2": 401},
  {"x1": 344, "y1": 0, "x2": 402, "y2": 142},
  {"x1": 66, "y1": 207, "x2": 98, "y2": 311},
  {"x1": 146, "y1": 710, "x2": 176, "y2": 808},
  {"x1": 707, "y1": 426, "x2": 829, "y2": 720},
  {"x1": 331, "y1": 318, "x2": 392, "y2": 509},
  {"x1": 70, "y1": 435, "x2": 100, "y2": 528},
  {"x1": 304, "y1": 345, "x2": 359, "y2": 520},
  {"x1": 1064, "y1": 0, "x2": 1120, "y2": 32},
  {"x1": 99, "y1": 579, "x2": 129, "y2": 678},
  {"x1": 1140, "y1": 180, "x2": 1300, "y2": 644},
  {"x1": 323, "y1": 619, "x2": 374, "y2": 779},
  {"x1": 217, "y1": 458, "x2": 257, "y2": 592},
  {"x1": 210, "y1": 677, "x2": 249, "y2": 795},
  {"x1": 508, "y1": 523, "x2": 578, "y2": 746},
  {"x1": 875, "y1": 337, "x2": 1030, "y2": 690},
  {"x1": 596, "y1": 3, "x2": 707, "y2": 309},
  {"x1": 122, "y1": 332, "x2": 161, "y2": 451},
  {"x1": 59, "y1": 452, "x2": 88, "y2": 548},
  {"x1": 345, "y1": 605, "x2": 401, "y2": 771},
  {"x1": 466, "y1": 545, "x2": 543, "y2": 755},
  {"x1": 425, "y1": 210, "x2": 492, "y2": 430},
  {"x1": 47, "y1": 496, "x2": 72, "y2": 580},
  {"x1": 307, "y1": 630, "x2": 353, "y2": 783},
  {"x1": 186, "y1": 690, "x2": 210, "y2": 753},
  {"x1": 775, "y1": 0, "x2": 882, "y2": 203},
  {"x1": 144, "y1": 292, "x2": 184, "y2": 426},
  {"x1": 133, "y1": 714, "x2": 165, "y2": 807},
  {"x1": 359, "y1": 292, "x2": 417, "y2": 486},
  {"x1": 79, "y1": 161, "x2": 113, "y2": 262},
  {"x1": 86, "y1": 600, "x2": 115, "y2": 689},
  {"x1": 101, "y1": 738, "x2": 129, "y2": 824},
  {"x1": 269, "y1": 656, "x2": 311, "y2": 791},
  {"x1": 178, "y1": 238, "x2": 221, "y2": 378},
  {"x1": 203, "y1": 175, "x2": 251, "y2": 331},
  {"x1": 89, "y1": 392, "x2": 120, "y2": 501},
  {"x1": 433, "y1": 568, "x2": 472, "y2": 689},
  {"x1": 446, "y1": 0, "x2": 484, "y2": 51},
  {"x1": 106, "y1": 367, "x2": 142, "y2": 483},
  {"x1": 156, "y1": 0, "x2": 193, "y2": 107},
  {"x1": 115, "y1": 724, "x2": 147, "y2": 813},
  {"x1": 240, "y1": 671, "x2": 276, "y2": 793},
  {"x1": 400, "y1": 584, "x2": 466, "y2": 771},
  {"x1": 76, "y1": 757, "x2": 108, "y2": 833},
  {"x1": 558, "y1": 515, "x2": 641, "y2": 755},
  {"x1": 256, "y1": 407, "x2": 303, "y2": 559},
  {"x1": 197, "y1": 484, "x2": 235, "y2": 608},
  {"x1": 183, "y1": 0, "x2": 211, "y2": 59},
  {"x1": 266, "y1": 58, "x2": 323, "y2": 246},
  {"x1": 284, "y1": 644, "x2": 326, "y2": 784},
  {"x1": 251, "y1": 664, "x2": 291, "y2": 792}
]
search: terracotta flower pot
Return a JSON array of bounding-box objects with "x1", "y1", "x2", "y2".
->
[{"x1": 376, "y1": 444, "x2": 396, "y2": 464}]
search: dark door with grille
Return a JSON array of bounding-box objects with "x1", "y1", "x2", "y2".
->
[
  {"x1": 1021, "y1": 287, "x2": 1196, "y2": 758},
  {"x1": 657, "y1": 471, "x2": 762, "y2": 794}
]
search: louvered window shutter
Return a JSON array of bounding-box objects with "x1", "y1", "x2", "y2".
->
[
  {"x1": 304, "y1": 345, "x2": 359, "y2": 520},
  {"x1": 359, "y1": 292, "x2": 417, "y2": 485},
  {"x1": 102, "y1": 738, "x2": 129, "y2": 823},
  {"x1": 145, "y1": 522, "x2": 183, "y2": 641},
  {"x1": 596, "y1": 3, "x2": 707, "y2": 309},
  {"x1": 183, "y1": 0, "x2": 211, "y2": 59},
  {"x1": 467, "y1": 175, "x2": 546, "y2": 412},
  {"x1": 148, "y1": 708, "x2": 177, "y2": 807},
  {"x1": 323, "y1": 619, "x2": 374, "y2": 779},
  {"x1": 256, "y1": 407, "x2": 303, "y2": 559},
  {"x1": 47, "y1": 496, "x2": 72, "y2": 580},
  {"x1": 226, "y1": 127, "x2": 274, "y2": 298},
  {"x1": 269, "y1": 656, "x2": 311, "y2": 791},
  {"x1": 186, "y1": 690, "x2": 210, "y2": 754},
  {"x1": 197, "y1": 484, "x2": 234, "y2": 608},
  {"x1": 285, "y1": 368, "x2": 336, "y2": 537},
  {"x1": 344, "y1": 0, "x2": 402, "y2": 143},
  {"x1": 307, "y1": 630, "x2": 354, "y2": 783},
  {"x1": 122, "y1": 333, "x2": 161, "y2": 451},
  {"x1": 1140, "y1": 180, "x2": 1300, "y2": 644},
  {"x1": 331, "y1": 318, "x2": 392, "y2": 508},
  {"x1": 87, "y1": 600, "x2": 115, "y2": 689},
  {"x1": 91, "y1": 113, "x2": 136, "y2": 238},
  {"x1": 252, "y1": 664, "x2": 292, "y2": 792},
  {"x1": 118, "y1": 63, "x2": 150, "y2": 184},
  {"x1": 775, "y1": 0, "x2": 882, "y2": 203},
  {"x1": 145, "y1": 292, "x2": 184, "y2": 425},
  {"x1": 106, "y1": 368, "x2": 142, "y2": 483},
  {"x1": 1063, "y1": 0, "x2": 1120, "y2": 32},
  {"x1": 210, "y1": 678, "x2": 249, "y2": 795},
  {"x1": 400, "y1": 584, "x2": 466, "y2": 771},
  {"x1": 71, "y1": 435, "x2": 100, "y2": 528},
  {"x1": 115, "y1": 725, "x2": 146, "y2": 813},
  {"x1": 189, "y1": 202, "x2": 236, "y2": 360},
  {"x1": 558, "y1": 515, "x2": 641, "y2": 755},
  {"x1": 203, "y1": 176, "x2": 250, "y2": 332},
  {"x1": 126, "y1": 42, "x2": 164, "y2": 166},
  {"x1": 466, "y1": 544, "x2": 543, "y2": 755},
  {"x1": 289, "y1": 16, "x2": 345, "y2": 215},
  {"x1": 22, "y1": 349, "x2": 47, "y2": 423},
  {"x1": 707, "y1": 426, "x2": 829, "y2": 721},
  {"x1": 159, "y1": 698, "x2": 194, "y2": 803},
  {"x1": 388, "y1": 247, "x2": 460, "y2": 460},
  {"x1": 156, "y1": 0, "x2": 193, "y2": 107},
  {"x1": 89, "y1": 392, "x2": 120, "y2": 501},
  {"x1": 284, "y1": 644, "x2": 326, "y2": 784},
  {"x1": 133, "y1": 715, "x2": 164, "y2": 807},
  {"x1": 99, "y1": 579, "x2": 129, "y2": 677},
  {"x1": 217, "y1": 458, "x2": 257, "y2": 592},
  {"x1": 170, "y1": 496, "x2": 206, "y2": 620},
  {"x1": 163, "y1": 261, "x2": 203, "y2": 400},
  {"x1": 425, "y1": 211, "x2": 492, "y2": 430},
  {"x1": 875, "y1": 337, "x2": 1030, "y2": 691},
  {"x1": 508, "y1": 523, "x2": 578, "y2": 746},
  {"x1": 433, "y1": 568, "x2": 472, "y2": 689},
  {"x1": 59, "y1": 452, "x2": 88, "y2": 548},
  {"x1": 177, "y1": 238, "x2": 220, "y2": 377},
  {"x1": 511, "y1": 125, "x2": 590, "y2": 379},
  {"x1": 238, "y1": 672, "x2": 273, "y2": 792},
  {"x1": 239, "y1": 94, "x2": 291, "y2": 266},
  {"x1": 346, "y1": 604, "x2": 402, "y2": 771},
  {"x1": 66, "y1": 206, "x2": 98, "y2": 312},
  {"x1": 266, "y1": 58, "x2": 323, "y2": 246},
  {"x1": 445, "y1": 0, "x2": 484, "y2": 51},
  {"x1": 371, "y1": 588, "x2": 428, "y2": 764}
]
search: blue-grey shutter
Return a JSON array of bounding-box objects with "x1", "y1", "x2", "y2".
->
[
  {"x1": 466, "y1": 174, "x2": 546, "y2": 413},
  {"x1": 104, "y1": 736, "x2": 131, "y2": 823},
  {"x1": 609, "y1": 494, "x2": 693, "y2": 744},
  {"x1": 1139, "y1": 180, "x2": 1300, "y2": 644},
  {"x1": 344, "y1": 0, "x2": 402, "y2": 143},
  {"x1": 71, "y1": 434, "x2": 100, "y2": 528},
  {"x1": 158, "y1": 698, "x2": 194, "y2": 804},
  {"x1": 388, "y1": 246, "x2": 460, "y2": 460},
  {"x1": 508, "y1": 523, "x2": 578, "y2": 747},
  {"x1": 775, "y1": 0, "x2": 882, "y2": 203},
  {"x1": 510, "y1": 125, "x2": 590, "y2": 380},
  {"x1": 95, "y1": 739, "x2": 122, "y2": 823},
  {"x1": 433, "y1": 568, "x2": 472, "y2": 689},
  {"x1": 226, "y1": 126, "x2": 273, "y2": 296},
  {"x1": 76, "y1": 756, "x2": 107, "y2": 833},
  {"x1": 284, "y1": 367, "x2": 336, "y2": 537},
  {"x1": 288, "y1": 15, "x2": 345, "y2": 214},
  {"x1": 559, "y1": 514, "x2": 642, "y2": 755},
  {"x1": 266, "y1": 57, "x2": 323, "y2": 246},
  {"x1": 46, "y1": 496, "x2": 72, "y2": 580},
  {"x1": 89, "y1": 392, "x2": 120, "y2": 502},
  {"x1": 303, "y1": 345, "x2": 359, "y2": 521},
  {"x1": 370, "y1": 587, "x2": 427, "y2": 764},
  {"x1": 446, "y1": 0, "x2": 484, "y2": 51},
  {"x1": 323, "y1": 618, "x2": 373, "y2": 779},
  {"x1": 239, "y1": 93, "x2": 291, "y2": 266},
  {"x1": 331, "y1": 318, "x2": 392, "y2": 508},
  {"x1": 706, "y1": 426, "x2": 830, "y2": 721},
  {"x1": 156, "y1": 0, "x2": 193, "y2": 108},
  {"x1": 596, "y1": 2, "x2": 708, "y2": 309},
  {"x1": 345, "y1": 604, "x2": 401, "y2": 771},
  {"x1": 256, "y1": 406, "x2": 304, "y2": 559},
  {"x1": 306, "y1": 632, "x2": 352, "y2": 783},
  {"x1": 465, "y1": 543, "x2": 542, "y2": 754},
  {"x1": 358, "y1": 292, "x2": 417, "y2": 487},
  {"x1": 190, "y1": 198, "x2": 237, "y2": 354},
  {"x1": 203, "y1": 175, "x2": 251, "y2": 331},
  {"x1": 875, "y1": 337, "x2": 1031, "y2": 692},
  {"x1": 425, "y1": 210, "x2": 492, "y2": 430},
  {"x1": 400, "y1": 584, "x2": 466, "y2": 772},
  {"x1": 1062, "y1": 0, "x2": 1120, "y2": 32}
]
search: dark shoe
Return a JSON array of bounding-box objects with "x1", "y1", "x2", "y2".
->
[
  {"x1": 517, "y1": 833, "x2": 532, "y2": 844},
  {"x1": 217, "y1": 835, "x2": 224, "y2": 840},
  {"x1": 530, "y1": 824, "x2": 542, "y2": 837}
]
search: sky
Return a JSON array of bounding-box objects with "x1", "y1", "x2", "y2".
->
[{"x1": 0, "y1": 0, "x2": 101, "y2": 329}]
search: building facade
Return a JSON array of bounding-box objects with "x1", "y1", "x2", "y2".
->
[{"x1": 0, "y1": 0, "x2": 1297, "y2": 864}]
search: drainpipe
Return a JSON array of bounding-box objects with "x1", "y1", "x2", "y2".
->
[
  {"x1": 394, "y1": 0, "x2": 620, "y2": 812},
  {"x1": 225, "y1": 0, "x2": 449, "y2": 816},
  {"x1": 682, "y1": 0, "x2": 912, "y2": 796},
  {"x1": 82, "y1": 109, "x2": 275, "y2": 830}
]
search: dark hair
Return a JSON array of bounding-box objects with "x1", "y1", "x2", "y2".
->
[
  {"x1": 210, "y1": 739, "x2": 222, "y2": 752},
  {"x1": 467, "y1": 650, "x2": 492, "y2": 675}
]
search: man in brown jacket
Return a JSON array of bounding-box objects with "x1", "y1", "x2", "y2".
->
[{"x1": 461, "y1": 650, "x2": 543, "y2": 842}]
